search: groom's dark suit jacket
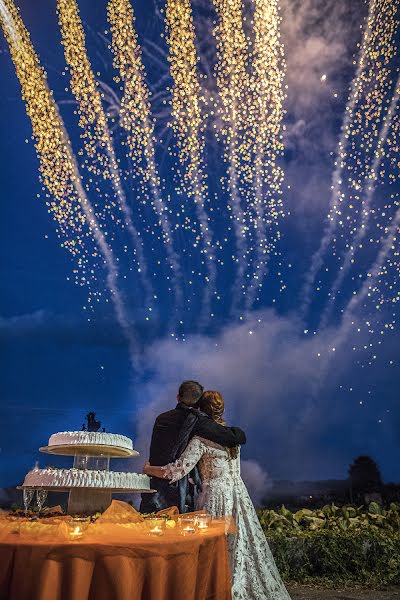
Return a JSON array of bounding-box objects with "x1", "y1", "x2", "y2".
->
[{"x1": 140, "y1": 403, "x2": 246, "y2": 513}]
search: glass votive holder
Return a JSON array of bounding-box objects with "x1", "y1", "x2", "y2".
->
[
  {"x1": 145, "y1": 518, "x2": 166, "y2": 536},
  {"x1": 195, "y1": 513, "x2": 212, "y2": 530},
  {"x1": 67, "y1": 517, "x2": 89, "y2": 541},
  {"x1": 179, "y1": 515, "x2": 197, "y2": 536}
]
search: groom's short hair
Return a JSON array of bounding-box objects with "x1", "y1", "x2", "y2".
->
[{"x1": 178, "y1": 380, "x2": 204, "y2": 406}]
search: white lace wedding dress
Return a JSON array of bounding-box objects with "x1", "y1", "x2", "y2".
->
[{"x1": 162, "y1": 436, "x2": 291, "y2": 600}]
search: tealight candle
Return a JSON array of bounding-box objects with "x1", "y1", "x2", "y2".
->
[
  {"x1": 182, "y1": 526, "x2": 196, "y2": 535},
  {"x1": 179, "y1": 516, "x2": 197, "y2": 535},
  {"x1": 196, "y1": 514, "x2": 211, "y2": 530},
  {"x1": 146, "y1": 518, "x2": 166, "y2": 536},
  {"x1": 69, "y1": 525, "x2": 82, "y2": 540},
  {"x1": 149, "y1": 525, "x2": 164, "y2": 536},
  {"x1": 67, "y1": 517, "x2": 89, "y2": 541}
]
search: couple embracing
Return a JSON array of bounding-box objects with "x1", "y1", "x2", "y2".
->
[{"x1": 141, "y1": 380, "x2": 291, "y2": 600}]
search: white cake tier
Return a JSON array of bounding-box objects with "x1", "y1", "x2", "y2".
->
[
  {"x1": 23, "y1": 467, "x2": 150, "y2": 490},
  {"x1": 48, "y1": 431, "x2": 133, "y2": 451}
]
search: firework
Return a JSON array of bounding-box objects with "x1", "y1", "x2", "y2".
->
[
  {"x1": 3, "y1": 0, "x2": 398, "y2": 367},
  {"x1": 165, "y1": 0, "x2": 216, "y2": 321},
  {"x1": 245, "y1": 0, "x2": 286, "y2": 310},
  {"x1": 320, "y1": 73, "x2": 400, "y2": 328},
  {"x1": 0, "y1": 0, "x2": 139, "y2": 365},
  {"x1": 329, "y1": 190, "x2": 400, "y2": 362},
  {"x1": 212, "y1": 0, "x2": 251, "y2": 311},
  {"x1": 0, "y1": 0, "x2": 95, "y2": 285},
  {"x1": 57, "y1": 0, "x2": 153, "y2": 306},
  {"x1": 302, "y1": 0, "x2": 399, "y2": 322},
  {"x1": 107, "y1": 0, "x2": 182, "y2": 308}
]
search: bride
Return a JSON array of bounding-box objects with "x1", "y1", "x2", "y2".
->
[{"x1": 144, "y1": 390, "x2": 291, "y2": 600}]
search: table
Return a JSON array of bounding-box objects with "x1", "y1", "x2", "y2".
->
[{"x1": 0, "y1": 518, "x2": 232, "y2": 600}]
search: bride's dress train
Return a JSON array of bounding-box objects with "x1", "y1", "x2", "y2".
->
[{"x1": 162, "y1": 436, "x2": 291, "y2": 600}]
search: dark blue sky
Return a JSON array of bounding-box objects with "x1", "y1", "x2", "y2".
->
[{"x1": 1, "y1": 0, "x2": 399, "y2": 490}]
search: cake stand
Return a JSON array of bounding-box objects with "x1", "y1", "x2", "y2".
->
[{"x1": 22, "y1": 442, "x2": 155, "y2": 514}]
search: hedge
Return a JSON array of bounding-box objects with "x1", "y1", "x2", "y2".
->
[
  {"x1": 258, "y1": 503, "x2": 400, "y2": 587},
  {"x1": 266, "y1": 529, "x2": 400, "y2": 587}
]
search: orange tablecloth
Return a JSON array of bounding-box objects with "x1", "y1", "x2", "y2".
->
[{"x1": 0, "y1": 519, "x2": 232, "y2": 600}]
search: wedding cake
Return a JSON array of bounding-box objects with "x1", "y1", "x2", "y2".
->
[
  {"x1": 48, "y1": 431, "x2": 133, "y2": 452},
  {"x1": 23, "y1": 467, "x2": 150, "y2": 490},
  {"x1": 21, "y1": 413, "x2": 154, "y2": 512}
]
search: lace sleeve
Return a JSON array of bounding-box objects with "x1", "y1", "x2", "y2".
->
[{"x1": 162, "y1": 437, "x2": 205, "y2": 483}]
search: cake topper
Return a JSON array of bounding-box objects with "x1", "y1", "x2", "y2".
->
[{"x1": 82, "y1": 412, "x2": 103, "y2": 432}]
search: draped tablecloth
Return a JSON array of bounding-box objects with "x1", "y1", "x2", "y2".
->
[{"x1": 0, "y1": 518, "x2": 232, "y2": 600}]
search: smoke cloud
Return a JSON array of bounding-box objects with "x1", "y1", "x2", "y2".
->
[
  {"x1": 280, "y1": 0, "x2": 367, "y2": 221},
  {"x1": 133, "y1": 309, "x2": 362, "y2": 492},
  {"x1": 241, "y1": 459, "x2": 273, "y2": 506}
]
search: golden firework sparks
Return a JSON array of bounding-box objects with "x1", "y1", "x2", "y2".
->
[
  {"x1": 0, "y1": 0, "x2": 139, "y2": 365},
  {"x1": 213, "y1": 0, "x2": 286, "y2": 312},
  {"x1": 165, "y1": 0, "x2": 216, "y2": 320},
  {"x1": 303, "y1": 0, "x2": 400, "y2": 319},
  {"x1": 57, "y1": 0, "x2": 153, "y2": 304},
  {"x1": 0, "y1": 0, "x2": 94, "y2": 287},
  {"x1": 212, "y1": 0, "x2": 251, "y2": 309},
  {"x1": 320, "y1": 73, "x2": 400, "y2": 328},
  {"x1": 107, "y1": 0, "x2": 182, "y2": 307},
  {"x1": 245, "y1": 0, "x2": 286, "y2": 308}
]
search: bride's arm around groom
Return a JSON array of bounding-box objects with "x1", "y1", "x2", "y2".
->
[{"x1": 140, "y1": 380, "x2": 246, "y2": 513}]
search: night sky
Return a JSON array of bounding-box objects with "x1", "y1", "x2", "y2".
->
[{"x1": 1, "y1": 0, "x2": 399, "y2": 497}]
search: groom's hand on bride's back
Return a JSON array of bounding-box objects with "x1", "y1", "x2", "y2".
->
[{"x1": 194, "y1": 414, "x2": 246, "y2": 447}]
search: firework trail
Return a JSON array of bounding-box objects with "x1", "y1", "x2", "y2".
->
[
  {"x1": 309, "y1": 195, "x2": 400, "y2": 399},
  {"x1": 300, "y1": 0, "x2": 379, "y2": 318},
  {"x1": 348, "y1": 204, "x2": 400, "y2": 317},
  {"x1": 0, "y1": 0, "x2": 139, "y2": 366},
  {"x1": 317, "y1": 168, "x2": 400, "y2": 384},
  {"x1": 245, "y1": 0, "x2": 286, "y2": 311},
  {"x1": 57, "y1": 0, "x2": 153, "y2": 307},
  {"x1": 323, "y1": 194, "x2": 400, "y2": 374},
  {"x1": 107, "y1": 0, "x2": 183, "y2": 309},
  {"x1": 212, "y1": 0, "x2": 251, "y2": 313},
  {"x1": 165, "y1": 0, "x2": 216, "y2": 323},
  {"x1": 320, "y1": 75, "x2": 400, "y2": 329}
]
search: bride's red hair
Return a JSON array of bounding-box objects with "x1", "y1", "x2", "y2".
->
[
  {"x1": 199, "y1": 390, "x2": 238, "y2": 459},
  {"x1": 199, "y1": 390, "x2": 225, "y2": 424}
]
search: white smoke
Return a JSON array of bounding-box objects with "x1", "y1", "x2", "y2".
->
[
  {"x1": 241, "y1": 459, "x2": 273, "y2": 506},
  {"x1": 133, "y1": 309, "x2": 361, "y2": 485}
]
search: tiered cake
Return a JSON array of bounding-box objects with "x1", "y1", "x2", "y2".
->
[
  {"x1": 21, "y1": 413, "x2": 153, "y2": 513},
  {"x1": 23, "y1": 466, "x2": 149, "y2": 490},
  {"x1": 49, "y1": 430, "x2": 134, "y2": 451}
]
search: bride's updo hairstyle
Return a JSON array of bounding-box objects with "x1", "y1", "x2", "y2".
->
[
  {"x1": 199, "y1": 391, "x2": 238, "y2": 459},
  {"x1": 199, "y1": 390, "x2": 225, "y2": 424}
]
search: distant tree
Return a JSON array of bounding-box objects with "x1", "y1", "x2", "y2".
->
[
  {"x1": 383, "y1": 482, "x2": 400, "y2": 504},
  {"x1": 349, "y1": 456, "x2": 382, "y2": 496}
]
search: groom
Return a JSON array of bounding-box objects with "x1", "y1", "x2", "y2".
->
[{"x1": 140, "y1": 380, "x2": 246, "y2": 513}]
